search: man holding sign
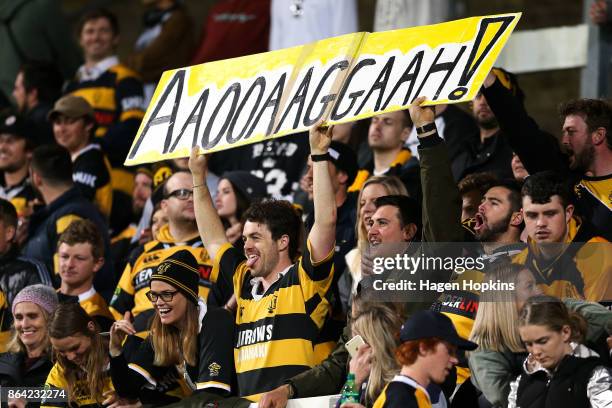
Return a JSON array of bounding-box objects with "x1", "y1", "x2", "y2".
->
[{"x1": 189, "y1": 121, "x2": 337, "y2": 401}]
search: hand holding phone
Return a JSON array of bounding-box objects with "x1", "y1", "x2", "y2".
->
[{"x1": 346, "y1": 334, "x2": 366, "y2": 358}]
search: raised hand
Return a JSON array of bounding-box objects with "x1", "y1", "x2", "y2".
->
[
  {"x1": 309, "y1": 119, "x2": 334, "y2": 155},
  {"x1": 408, "y1": 96, "x2": 435, "y2": 129},
  {"x1": 109, "y1": 311, "x2": 136, "y2": 357},
  {"x1": 188, "y1": 146, "x2": 209, "y2": 182}
]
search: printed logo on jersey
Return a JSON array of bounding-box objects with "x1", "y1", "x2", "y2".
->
[
  {"x1": 134, "y1": 268, "x2": 154, "y2": 290},
  {"x1": 208, "y1": 362, "x2": 221, "y2": 377}
]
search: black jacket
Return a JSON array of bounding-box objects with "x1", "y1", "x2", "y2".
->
[
  {"x1": 451, "y1": 129, "x2": 514, "y2": 181},
  {"x1": 21, "y1": 187, "x2": 115, "y2": 301},
  {"x1": 516, "y1": 355, "x2": 604, "y2": 408},
  {"x1": 0, "y1": 351, "x2": 53, "y2": 387}
]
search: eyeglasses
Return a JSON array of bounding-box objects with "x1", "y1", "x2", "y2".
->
[
  {"x1": 146, "y1": 290, "x2": 178, "y2": 302},
  {"x1": 165, "y1": 188, "x2": 193, "y2": 200}
]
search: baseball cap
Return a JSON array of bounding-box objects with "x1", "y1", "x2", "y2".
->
[
  {"x1": 327, "y1": 141, "x2": 358, "y2": 186},
  {"x1": 47, "y1": 95, "x2": 95, "y2": 122},
  {"x1": 0, "y1": 112, "x2": 32, "y2": 139},
  {"x1": 399, "y1": 310, "x2": 478, "y2": 351}
]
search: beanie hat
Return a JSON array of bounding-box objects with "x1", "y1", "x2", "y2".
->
[
  {"x1": 12, "y1": 284, "x2": 59, "y2": 315},
  {"x1": 222, "y1": 171, "x2": 268, "y2": 202},
  {"x1": 151, "y1": 250, "x2": 200, "y2": 304}
]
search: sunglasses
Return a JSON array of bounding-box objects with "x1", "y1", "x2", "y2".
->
[
  {"x1": 146, "y1": 290, "x2": 178, "y2": 302},
  {"x1": 165, "y1": 188, "x2": 193, "y2": 200}
]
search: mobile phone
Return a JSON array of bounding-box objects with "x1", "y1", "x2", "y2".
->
[{"x1": 345, "y1": 334, "x2": 366, "y2": 358}]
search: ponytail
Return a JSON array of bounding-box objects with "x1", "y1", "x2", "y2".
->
[{"x1": 519, "y1": 295, "x2": 587, "y2": 342}]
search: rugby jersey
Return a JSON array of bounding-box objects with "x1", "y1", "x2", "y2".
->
[
  {"x1": 57, "y1": 287, "x2": 115, "y2": 332},
  {"x1": 109, "y1": 302, "x2": 234, "y2": 404},
  {"x1": 215, "y1": 240, "x2": 334, "y2": 401},
  {"x1": 0, "y1": 176, "x2": 38, "y2": 218},
  {"x1": 373, "y1": 375, "x2": 432, "y2": 408},
  {"x1": 574, "y1": 174, "x2": 612, "y2": 241},
  {"x1": 65, "y1": 56, "x2": 145, "y2": 169},
  {"x1": 72, "y1": 144, "x2": 113, "y2": 220},
  {"x1": 109, "y1": 224, "x2": 216, "y2": 333},
  {"x1": 42, "y1": 362, "x2": 114, "y2": 408},
  {"x1": 513, "y1": 217, "x2": 611, "y2": 302}
]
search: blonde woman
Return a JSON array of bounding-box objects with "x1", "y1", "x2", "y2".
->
[
  {"x1": 0, "y1": 285, "x2": 58, "y2": 388},
  {"x1": 348, "y1": 298, "x2": 406, "y2": 407},
  {"x1": 340, "y1": 176, "x2": 408, "y2": 310},
  {"x1": 468, "y1": 263, "x2": 612, "y2": 408},
  {"x1": 108, "y1": 250, "x2": 235, "y2": 405}
]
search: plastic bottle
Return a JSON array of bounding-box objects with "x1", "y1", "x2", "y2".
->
[{"x1": 338, "y1": 373, "x2": 360, "y2": 405}]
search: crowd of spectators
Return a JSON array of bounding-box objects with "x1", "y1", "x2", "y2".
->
[{"x1": 0, "y1": 1, "x2": 610, "y2": 408}]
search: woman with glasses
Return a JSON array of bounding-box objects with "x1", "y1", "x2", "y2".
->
[{"x1": 108, "y1": 249, "x2": 236, "y2": 405}]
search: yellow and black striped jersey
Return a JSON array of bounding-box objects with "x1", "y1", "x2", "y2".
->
[
  {"x1": 574, "y1": 174, "x2": 612, "y2": 241},
  {"x1": 72, "y1": 144, "x2": 113, "y2": 220},
  {"x1": 65, "y1": 58, "x2": 145, "y2": 169},
  {"x1": 215, "y1": 240, "x2": 334, "y2": 401},
  {"x1": 373, "y1": 375, "x2": 432, "y2": 408},
  {"x1": 513, "y1": 217, "x2": 612, "y2": 302},
  {"x1": 109, "y1": 224, "x2": 216, "y2": 333},
  {"x1": 42, "y1": 362, "x2": 114, "y2": 408}
]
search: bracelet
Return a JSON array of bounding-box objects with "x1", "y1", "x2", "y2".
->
[
  {"x1": 192, "y1": 183, "x2": 206, "y2": 189},
  {"x1": 286, "y1": 383, "x2": 295, "y2": 399},
  {"x1": 416, "y1": 122, "x2": 436, "y2": 135},
  {"x1": 310, "y1": 152, "x2": 331, "y2": 162}
]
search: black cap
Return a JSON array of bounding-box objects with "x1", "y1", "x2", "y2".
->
[
  {"x1": 399, "y1": 310, "x2": 478, "y2": 351},
  {"x1": 327, "y1": 141, "x2": 358, "y2": 186},
  {"x1": 222, "y1": 171, "x2": 268, "y2": 202},
  {"x1": 151, "y1": 249, "x2": 200, "y2": 304},
  {"x1": 0, "y1": 112, "x2": 31, "y2": 139}
]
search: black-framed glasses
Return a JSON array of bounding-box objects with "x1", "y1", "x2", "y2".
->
[
  {"x1": 165, "y1": 188, "x2": 193, "y2": 200},
  {"x1": 146, "y1": 290, "x2": 179, "y2": 302}
]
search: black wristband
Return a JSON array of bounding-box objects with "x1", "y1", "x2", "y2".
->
[
  {"x1": 416, "y1": 122, "x2": 436, "y2": 135},
  {"x1": 310, "y1": 152, "x2": 331, "y2": 162}
]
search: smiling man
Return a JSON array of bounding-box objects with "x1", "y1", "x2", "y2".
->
[
  {"x1": 515, "y1": 171, "x2": 612, "y2": 302},
  {"x1": 191, "y1": 121, "x2": 337, "y2": 401},
  {"x1": 65, "y1": 8, "x2": 145, "y2": 169},
  {"x1": 49, "y1": 95, "x2": 113, "y2": 221},
  {"x1": 0, "y1": 112, "x2": 39, "y2": 219}
]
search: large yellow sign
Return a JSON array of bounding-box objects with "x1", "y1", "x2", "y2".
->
[{"x1": 125, "y1": 12, "x2": 521, "y2": 166}]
